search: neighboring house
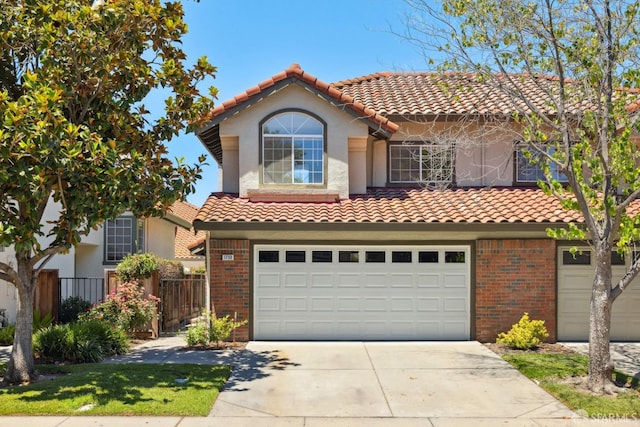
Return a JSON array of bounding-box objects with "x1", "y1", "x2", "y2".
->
[
  {"x1": 192, "y1": 63, "x2": 640, "y2": 342},
  {"x1": 0, "y1": 200, "x2": 204, "y2": 323}
]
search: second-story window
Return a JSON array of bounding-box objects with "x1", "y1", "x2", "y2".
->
[
  {"x1": 262, "y1": 111, "x2": 325, "y2": 185},
  {"x1": 389, "y1": 142, "x2": 454, "y2": 184},
  {"x1": 104, "y1": 216, "x2": 145, "y2": 263},
  {"x1": 515, "y1": 144, "x2": 567, "y2": 183}
]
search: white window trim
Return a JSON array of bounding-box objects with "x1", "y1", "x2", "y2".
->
[{"x1": 389, "y1": 142, "x2": 454, "y2": 184}]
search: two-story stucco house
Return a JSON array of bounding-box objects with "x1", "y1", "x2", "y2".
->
[
  {"x1": 0, "y1": 199, "x2": 204, "y2": 324},
  {"x1": 192, "y1": 64, "x2": 640, "y2": 343}
]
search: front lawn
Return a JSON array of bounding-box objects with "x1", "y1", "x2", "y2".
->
[
  {"x1": 0, "y1": 363, "x2": 230, "y2": 416},
  {"x1": 502, "y1": 353, "x2": 640, "y2": 419}
]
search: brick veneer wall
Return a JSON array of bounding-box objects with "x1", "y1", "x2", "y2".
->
[
  {"x1": 475, "y1": 239, "x2": 557, "y2": 343},
  {"x1": 209, "y1": 239, "x2": 250, "y2": 341}
]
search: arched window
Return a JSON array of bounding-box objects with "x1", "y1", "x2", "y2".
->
[{"x1": 262, "y1": 111, "x2": 324, "y2": 185}]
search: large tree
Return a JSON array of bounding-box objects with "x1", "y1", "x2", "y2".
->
[
  {"x1": 402, "y1": 0, "x2": 640, "y2": 394},
  {"x1": 0, "y1": 0, "x2": 216, "y2": 383}
]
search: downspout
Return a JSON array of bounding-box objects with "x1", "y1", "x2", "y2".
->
[{"x1": 205, "y1": 230, "x2": 212, "y2": 315}]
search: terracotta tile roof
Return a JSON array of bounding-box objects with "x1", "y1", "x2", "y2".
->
[
  {"x1": 195, "y1": 187, "x2": 596, "y2": 225},
  {"x1": 333, "y1": 72, "x2": 597, "y2": 117},
  {"x1": 206, "y1": 63, "x2": 398, "y2": 134},
  {"x1": 167, "y1": 200, "x2": 205, "y2": 259}
]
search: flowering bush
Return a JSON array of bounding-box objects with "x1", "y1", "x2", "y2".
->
[
  {"x1": 116, "y1": 253, "x2": 159, "y2": 282},
  {"x1": 80, "y1": 281, "x2": 159, "y2": 334}
]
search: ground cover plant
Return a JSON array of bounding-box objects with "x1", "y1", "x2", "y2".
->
[
  {"x1": 498, "y1": 351, "x2": 640, "y2": 419},
  {"x1": 0, "y1": 363, "x2": 230, "y2": 416}
]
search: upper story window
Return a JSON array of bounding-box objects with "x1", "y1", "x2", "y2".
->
[
  {"x1": 389, "y1": 142, "x2": 454, "y2": 184},
  {"x1": 516, "y1": 144, "x2": 567, "y2": 183},
  {"x1": 104, "y1": 216, "x2": 145, "y2": 263},
  {"x1": 262, "y1": 111, "x2": 325, "y2": 185}
]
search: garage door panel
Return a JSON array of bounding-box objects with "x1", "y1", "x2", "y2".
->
[
  {"x1": 364, "y1": 297, "x2": 387, "y2": 311},
  {"x1": 558, "y1": 246, "x2": 640, "y2": 340},
  {"x1": 444, "y1": 274, "x2": 466, "y2": 288},
  {"x1": 256, "y1": 273, "x2": 280, "y2": 288},
  {"x1": 310, "y1": 274, "x2": 333, "y2": 288},
  {"x1": 391, "y1": 297, "x2": 413, "y2": 312},
  {"x1": 310, "y1": 297, "x2": 334, "y2": 311},
  {"x1": 254, "y1": 245, "x2": 470, "y2": 340},
  {"x1": 284, "y1": 273, "x2": 307, "y2": 288},
  {"x1": 337, "y1": 274, "x2": 360, "y2": 288},
  {"x1": 417, "y1": 274, "x2": 440, "y2": 288}
]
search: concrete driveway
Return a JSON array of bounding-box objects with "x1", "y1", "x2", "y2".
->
[{"x1": 210, "y1": 341, "x2": 577, "y2": 420}]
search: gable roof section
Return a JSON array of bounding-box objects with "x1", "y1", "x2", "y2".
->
[
  {"x1": 167, "y1": 200, "x2": 206, "y2": 259},
  {"x1": 196, "y1": 63, "x2": 399, "y2": 166},
  {"x1": 194, "y1": 187, "x2": 636, "y2": 227}
]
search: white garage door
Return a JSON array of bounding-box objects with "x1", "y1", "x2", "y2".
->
[
  {"x1": 557, "y1": 246, "x2": 640, "y2": 341},
  {"x1": 254, "y1": 245, "x2": 470, "y2": 340}
]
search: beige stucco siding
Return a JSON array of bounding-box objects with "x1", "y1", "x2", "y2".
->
[
  {"x1": 218, "y1": 84, "x2": 369, "y2": 199},
  {"x1": 388, "y1": 120, "x2": 516, "y2": 187}
]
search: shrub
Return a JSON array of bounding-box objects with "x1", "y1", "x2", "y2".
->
[
  {"x1": 0, "y1": 325, "x2": 15, "y2": 345},
  {"x1": 59, "y1": 296, "x2": 92, "y2": 324},
  {"x1": 158, "y1": 259, "x2": 184, "y2": 280},
  {"x1": 116, "y1": 253, "x2": 159, "y2": 281},
  {"x1": 184, "y1": 313, "x2": 247, "y2": 348},
  {"x1": 210, "y1": 315, "x2": 247, "y2": 347},
  {"x1": 33, "y1": 309, "x2": 54, "y2": 331},
  {"x1": 497, "y1": 312, "x2": 549, "y2": 350},
  {"x1": 80, "y1": 281, "x2": 159, "y2": 334},
  {"x1": 34, "y1": 320, "x2": 130, "y2": 363},
  {"x1": 185, "y1": 321, "x2": 209, "y2": 346}
]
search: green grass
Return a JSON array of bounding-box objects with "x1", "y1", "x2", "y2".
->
[
  {"x1": 0, "y1": 363, "x2": 231, "y2": 416},
  {"x1": 503, "y1": 353, "x2": 640, "y2": 419}
]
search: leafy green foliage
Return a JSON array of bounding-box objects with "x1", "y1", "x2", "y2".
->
[
  {"x1": 0, "y1": 0, "x2": 216, "y2": 381},
  {"x1": 116, "y1": 253, "x2": 159, "y2": 281},
  {"x1": 33, "y1": 320, "x2": 129, "y2": 363},
  {"x1": 80, "y1": 281, "x2": 159, "y2": 334},
  {"x1": 497, "y1": 312, "x2": 550, "y2": 350},
  {"x1": 158, "y1": 258, "x2": 185, "y2": 280},
  {"x1": 32, "y1": 309, "x2": 54, "y2": 332},
  {"x1": 0, "y1": 325, "x2": 15, "y2": 345},
  {"x1": 210, "y1": 315, "x2": 248, "y2": 346},
  {"x1": 58, "y1": 296, "x2": 92, "y2": 324},
  {"x1": 185, "y1": 321, "x2": 209, "y2": 347},
  {"x1": 184, "y1": 313, "x2": 247, "y2": 347}
]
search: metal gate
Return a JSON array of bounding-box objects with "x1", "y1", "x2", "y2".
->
[
  {"x1": 58, "y1": 277, "x2": 105, "y2": 305},
  {"x1": 158, "y1": 275, "x2": 206, "y2": 333}
]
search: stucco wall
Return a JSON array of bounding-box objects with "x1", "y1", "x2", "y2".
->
[{"x1": 219, "y1": 83, "x2": 369, "y2": 199}]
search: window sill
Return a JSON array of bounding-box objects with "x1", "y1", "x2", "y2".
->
[{"x1": 247, "y1": 189, "x2": 340, "y2": 202}]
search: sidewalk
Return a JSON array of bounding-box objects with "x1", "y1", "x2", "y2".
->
[{"x1": 2, "y1": 338, "x2": 640, "y2": 426}]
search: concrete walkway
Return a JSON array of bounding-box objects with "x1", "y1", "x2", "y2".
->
[{"x1": 2, "y1": 338, "x2": 640, "y2": 426}]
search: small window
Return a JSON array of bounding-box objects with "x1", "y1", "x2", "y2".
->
[
  {"x1": 286, "y1": 251, "x2": 306, "y2": 262},
  {"x1": 392, "y1": 251, "x2": 412, "y2": 263},
  {"x1": 389, "y1": 143, "x2": 454, "y2": 184},
  {"x1": 312, "y1": 251, "x2": 332, "y2": 263},
  {"x1": 562, "y1": 250, "x2": 591, "y2": 265},
  {"x1": 515, "y1": 143, "x2": 568, "y2": 183},
  {"x1": 258, "y1": 251, "x2": 279, "y2": 263},
  {"x1": 445, "y1": 251, "x2": 465, "y2": 263},
  {"x1": 419, "y1": 251, "x2": 439, "y2": 263},
  {"x1": 339, "y1": 251, "x2": 359, "y2": 263},
  {"x1": 365, "y1": 251, "x2": 386, "y2": 263},
  {"x1": 105, "y1": 216, "x2": 144, "y2": 263},
  {"x1": 611, "y1": 251, "x2": 625, "y2": 266}
]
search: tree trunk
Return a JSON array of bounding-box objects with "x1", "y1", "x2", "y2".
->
[
  {"x1": 3, "y1": 256, "x2": 37, "y2": 384},
  {"x1": 587, "y1": 248, "x2": 614, "y2": 394}
]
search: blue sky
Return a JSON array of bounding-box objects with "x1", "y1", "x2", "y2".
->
[{"x1": 170, "y1": 0, "x2": 426, "y2": 206}]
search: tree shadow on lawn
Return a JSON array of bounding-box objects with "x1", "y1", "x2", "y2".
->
[{"x1": 0, "y1": 364, "x2": 228, "y2": 410}]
